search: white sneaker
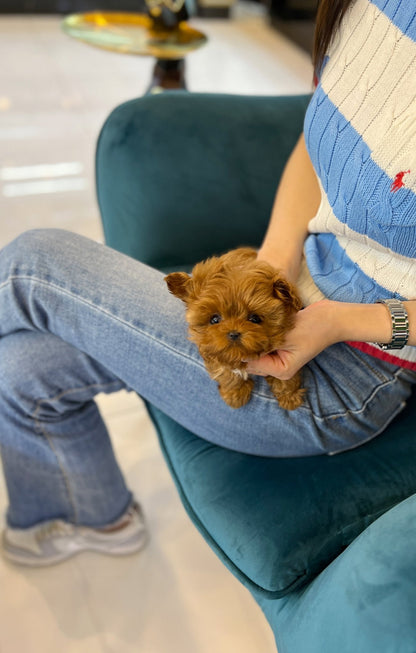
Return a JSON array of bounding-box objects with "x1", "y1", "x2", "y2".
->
[{"x1": 2, "y1": 501, "x2": 148, "y2": 567}]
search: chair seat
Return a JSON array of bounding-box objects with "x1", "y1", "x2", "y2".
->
[{"x1": 145, "y1": 396, "x2": 416, "y2": 599}]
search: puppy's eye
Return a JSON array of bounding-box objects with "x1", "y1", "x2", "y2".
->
[
  {"x1": 248, "y1": 313, "x2": 262, "y2": 324},
  {"x1": 209, "y1": 314, "x2": 222, "y2": 325}
]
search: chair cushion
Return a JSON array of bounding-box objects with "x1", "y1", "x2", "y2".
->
[
  {"x1": 265, "y1": 493, "x2": 416, "y2": 652},
  {"x1": 146, "y1": 395, "x2": 416, "y2": 598}
]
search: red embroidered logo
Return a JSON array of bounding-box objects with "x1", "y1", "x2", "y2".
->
[{"x1": 391, "y1": 170, "x2": 410, "y2": 193}]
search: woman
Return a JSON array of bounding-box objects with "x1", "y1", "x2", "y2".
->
[{"x1": 0, "y1": 0, "x2": 415, "y2": 566}]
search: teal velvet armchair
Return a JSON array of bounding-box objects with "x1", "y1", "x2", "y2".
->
[{"x1": 96, "y1": 92, "x2": 416, "y2": 652}]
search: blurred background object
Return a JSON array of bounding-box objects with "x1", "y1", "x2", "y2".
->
[
  {"x1": 61, "y1": 7, "x2": 207, "y2": 91},
  {"x1": 269, "y1": 0, "x2": 317, "y2": 52},
  {"x1": 0, "y1": 0, "x2": 318, "y2": 51},
  {"x1": 0, "y1": 0, "x2": 233, "y2": 16}
]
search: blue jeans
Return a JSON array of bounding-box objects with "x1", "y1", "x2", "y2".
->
[{"x1": 0, "y1": 229, "x2": 415, "y2": 529}]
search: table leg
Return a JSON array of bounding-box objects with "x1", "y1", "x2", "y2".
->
[{"x1": 146, "y1": 58, "x2": 187, "y2": 93}]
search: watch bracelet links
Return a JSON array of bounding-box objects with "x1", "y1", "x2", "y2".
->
[{"x1": 375, "y1": 298, "x2": 409, "y2": 350}]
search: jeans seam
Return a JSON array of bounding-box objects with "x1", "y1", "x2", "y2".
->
[
  {"x1": 31, "y1": 379, "x2": 123, "y2": 524},
  {"x1": 328, "y1": 400, "x2": 407, "y2": 455},
  {"x1": 312, "y1": 370, "x2": 402, "y2": 422},
  {"x1": 2, "y1": 275, "x2": 202, "y2": 367},
  {"x1": 345, "y1": 344, "x2": 390, "y2": 384},
  {"x1": 32, "y1": 379, "x2": 123, "y2": 409},
  {"x1": 253, "y1": 368, "x2": 405, "y2": 419}
]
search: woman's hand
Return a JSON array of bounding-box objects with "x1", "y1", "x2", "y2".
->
[
  {"x1": 246, "y1": 297, "x2": 413, "y2": 380},
  {"x1": 246, "y1": 300, "x2": 345, "y2": 380}
]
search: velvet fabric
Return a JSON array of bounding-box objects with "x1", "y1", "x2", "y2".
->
[
  {"x1": 146, "y1": 398, "x2": 416, "y2": 598},
  {"x1": 96, "y1": 92, "x2": 311, "y2": 270},
  {"x1": 97, "y1": 92, "x2": 416, "y2": 650},
  {"x1": 260, "y1": 493, "x2": 416, "y2": 652}
]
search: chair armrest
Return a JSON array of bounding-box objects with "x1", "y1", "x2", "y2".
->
[
  {"x1": 262, "y1": 493, "x2": 416, "y2": 652},
  {"x1": 96, "y1": 91, "x2": 311, "y2": 269}
]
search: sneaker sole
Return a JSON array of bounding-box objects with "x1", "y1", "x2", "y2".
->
[{"x1": 2, "y1": 529, "x2": 149, "y2": 568}]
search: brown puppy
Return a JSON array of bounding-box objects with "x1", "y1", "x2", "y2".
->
[{"x1": 165, "y1": 248, "x2": 305, "y2": 410}]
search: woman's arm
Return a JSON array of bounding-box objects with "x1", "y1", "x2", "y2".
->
[
  {"x1": 251, "y1": 132, "x2": 416, "y2": 381},
  {"x1": 257, "y1": 133, "x2": 321, "y2": 284},
  {"x1": 246, "y1": 299, "x2": 416, "y2": 380}
]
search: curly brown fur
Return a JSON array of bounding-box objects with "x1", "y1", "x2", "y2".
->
[{"x1": 165, "y1": 247, "x2": 305, "y2": 410}]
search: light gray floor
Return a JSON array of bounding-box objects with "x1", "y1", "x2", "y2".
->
[{"x1": 0, "y1": 6, "x2": 312, "y2": 652}]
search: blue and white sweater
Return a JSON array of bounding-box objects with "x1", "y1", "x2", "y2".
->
[{"x1": 298, "y1": 0, "x2": 416, "y2": 369}]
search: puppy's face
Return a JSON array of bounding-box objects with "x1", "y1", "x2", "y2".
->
[{"x1": 166, "y1": 248, "x2": 302, "y2": 367}]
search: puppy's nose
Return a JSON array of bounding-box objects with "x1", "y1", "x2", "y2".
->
[{"x1": 227, "y1": 331, "x2": 241, "y2": 342}]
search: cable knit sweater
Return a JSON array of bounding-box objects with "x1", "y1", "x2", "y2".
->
[{"x1": 299, "y1": 0, "x2": 416, "y2": 369}]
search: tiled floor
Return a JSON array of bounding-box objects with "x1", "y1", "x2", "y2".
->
[{"x1": 0, "y1": 6, "x2": 312, "y2": 652}]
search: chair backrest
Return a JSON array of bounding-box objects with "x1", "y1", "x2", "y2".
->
[{"x1": 96, "y1": 91, "x2": 311, "y2": 270}]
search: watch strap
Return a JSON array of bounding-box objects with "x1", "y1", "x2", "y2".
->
[{"x1": 375, "y1": 299, "x2": 409, "y2": 350}]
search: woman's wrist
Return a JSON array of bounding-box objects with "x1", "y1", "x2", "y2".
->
[{"x1": 326, "y1": 300, "x2": 396, "y2": 345}]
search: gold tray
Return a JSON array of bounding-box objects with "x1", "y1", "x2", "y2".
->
[{"x1": 62, "y1": 11, "x2": 208, "y2": 59}]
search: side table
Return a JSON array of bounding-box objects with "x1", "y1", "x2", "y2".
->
[{"x1": 62, "y1": 5, "x2": 207, "y2": 93}]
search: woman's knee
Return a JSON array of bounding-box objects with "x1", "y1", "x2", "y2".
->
[
  {"x1": 3, "y1": 229, "x2": 75, "y2": 268},
  {"x1": 0, "y1": 332, "x2": 57, "y2": 414},
  {"x1": 0, "y1": 331, "x2": 124, "y2": 421}
]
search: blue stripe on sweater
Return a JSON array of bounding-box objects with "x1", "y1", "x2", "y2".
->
[
  {"x1": 304, "y1": 90, "x2": 416, "y2": 259},
  {"x1": 370, "y1": 0, "x2": 416, "y2": 42},
  {"x1": 304, "y1": 233, "x2": 406, "y2": 303}
]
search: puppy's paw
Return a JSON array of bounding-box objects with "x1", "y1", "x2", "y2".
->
[
  {"x1": 266, "y1": 375, "x2": 305, "y2": 411},
  {"x1": 276, "y1": 388, "x2": 305, "y2": 411},
  {"x1": 219, "y1": 378, "x2": 254, "y2": 409}
]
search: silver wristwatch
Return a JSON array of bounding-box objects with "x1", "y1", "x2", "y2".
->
[{"x1": 375, "y1": 299, "x2": 409, "y2": 350}]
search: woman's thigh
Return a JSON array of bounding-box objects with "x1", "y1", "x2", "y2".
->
[{"x1": 0, "y1": 229, "x2": 413, "y2": 457}]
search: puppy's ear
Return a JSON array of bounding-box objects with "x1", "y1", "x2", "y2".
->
[
  {"x1": 272, "y1": 276, "x2": 302, "y2": 311},
  {"x1": 165, "y1": 272, "x2": 193, "y2": 303}
]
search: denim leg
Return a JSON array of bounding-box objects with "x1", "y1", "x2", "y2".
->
[
  {"x1": 0, "y1": 330, "x2": 132, "y2": 528},
  {"x1": 0, "y1": 229, "x2": 414, "y2": 475},
  {"x1": 0, "y1": 229, "x2": 329, "y2": 460}
]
